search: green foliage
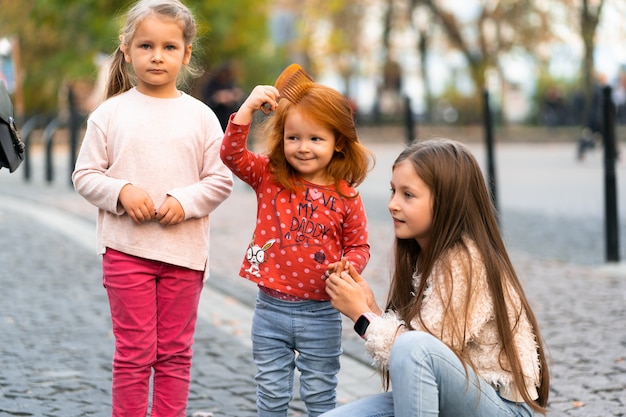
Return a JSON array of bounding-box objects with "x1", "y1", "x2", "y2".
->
[
  {"x1": 193, "y1": 1, "x2": 270, "y2": 76},
  {"x1": 436, "y1": 86, "x2": 484, "y2": 125},
  {"x1": 0, "y1": 0, "x2": 273, "y2": 114}
]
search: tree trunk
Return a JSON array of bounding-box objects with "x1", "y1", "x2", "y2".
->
[{"x1": 580, "y1": 0, "x2": 605, "y2": 129}]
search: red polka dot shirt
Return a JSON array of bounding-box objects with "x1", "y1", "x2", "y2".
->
[{"x1": 220, "y1": 119, "x2": 370, "y2": 301}]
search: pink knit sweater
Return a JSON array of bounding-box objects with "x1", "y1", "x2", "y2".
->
[{"x1": 73, "y1": 88, "x2": 233, "y2": 271}]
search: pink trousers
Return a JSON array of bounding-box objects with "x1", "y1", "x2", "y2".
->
[{"x1": 102, "y1": 248, "x2": 203, "y2": 417}]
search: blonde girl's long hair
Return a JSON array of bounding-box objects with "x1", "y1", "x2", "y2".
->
[
  {"x1": 386, "y1": 139, "x2": 550, "y2": 413},
  {"x1": 260, "y1": 84, "x2": 374, "y2": 197},
  {"x1": 105, "y1": 0, "x2": 200, "y2": 99}
]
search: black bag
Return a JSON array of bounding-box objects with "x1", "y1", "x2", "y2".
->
[{"x1": 0, "y1": 80, "x2": 25, "y2": 172}]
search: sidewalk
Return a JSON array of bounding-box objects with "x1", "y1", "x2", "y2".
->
[
  {"x1": 0, "y1": 151, "x2": 384, "y2": 416},
  {"x1": 1, "y1": 139, "x2": 625, "y2": 416}
]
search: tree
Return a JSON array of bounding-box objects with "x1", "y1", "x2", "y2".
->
[
  {"x1": 574, "y1": 0, "x2": 606, "y2": 129},
  {"x1": 266, "y1": 0, "x2": 371, "y2": 101},
  {"x1": 0, "y1": 0, "x2": 272, "y2": 115},
  {"x1": 398, "y1": 0, "x2": 556, "y2": 121},
  {"x1": 0, "y1": 0, "x2": 125, "y2": 114},
  {"x1": 303, "y1": 0, "x2": 369, "y2": 100},
  {"x1": 412, "y1": 6, "x2": 434, "y2": 121},
  {"x1": 191, "y1": 0, "x2": 275, "y2": 90},
  {"x1": 411, "y1": 0, "x2": 554, "y2": 90}
]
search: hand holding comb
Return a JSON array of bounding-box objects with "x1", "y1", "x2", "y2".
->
[{"x1": 261, "y1": 64, "x2": 314, "y2": 114}]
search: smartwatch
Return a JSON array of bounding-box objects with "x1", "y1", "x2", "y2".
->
[{"x1": 353, "y1": 312, "x2": 378, "y2": 338}]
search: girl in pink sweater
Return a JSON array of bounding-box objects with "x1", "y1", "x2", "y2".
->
[{"x1": 72, "y1": 1, "x2": 233, "y2": 415}]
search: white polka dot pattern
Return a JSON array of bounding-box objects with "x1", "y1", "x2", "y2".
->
[{"x1": 220, "y1": 120, "x2": 371, "y2": 300}]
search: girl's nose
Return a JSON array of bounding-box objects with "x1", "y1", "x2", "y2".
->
[
  {"x1": 152, "y1": 50, "x2": 163, "y2": 63},
  {"x1": 298, "y1": 141, "x2": 310, "y2": 152}
]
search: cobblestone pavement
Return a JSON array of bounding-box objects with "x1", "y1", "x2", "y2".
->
[{"x1": 1, "y1": 138, "x2": 625, "y2": 416}]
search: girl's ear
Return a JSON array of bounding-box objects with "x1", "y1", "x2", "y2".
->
[
  {"x1": 183, "y1": 44, "x2": 192, "y2": 65},
  {"x1": 119, "y1": 35, "x2": 131, "y2": 63}
]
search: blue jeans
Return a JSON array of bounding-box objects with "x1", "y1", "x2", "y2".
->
[
  {"x1": 320, "y1": 331, "x2": 534, "y2": 417},
  {"x1": 252, "y1": 289, "x2": 342, "y2": 417}
]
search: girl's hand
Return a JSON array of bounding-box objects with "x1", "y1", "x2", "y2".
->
[
  {"x1": 344, "y1": 262, "x2": 382, "y2": 316},
  {"x1": 232, "y1": 85, "x2": 279, "y2": 125},
  {"x1": 156, "y1": 196, "x2": 185, "y2": 225},
  {"x1": 118, "y1": 184, "x2": 156, "y2": 224},
  {"x1": 326, "y1": 257, "x2": 349, "y2": 277},
  {"x1": 325, "y1": 262, "x2": 380, "y2": 322}
]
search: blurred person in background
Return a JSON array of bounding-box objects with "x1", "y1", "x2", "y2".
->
[{"x1": 201, "y1": 62, "x2": 244, "y2": 130}]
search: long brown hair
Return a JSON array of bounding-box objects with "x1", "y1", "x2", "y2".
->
[
  {"x1": 105, "y1": 0, "x2": 200, "y2": 99},
  {"x1": 260, "y1": 84, "x2": 374, "y2": 197},
  {"x1": 386, "y1": 139, "x2": 550, "y2": 413}
]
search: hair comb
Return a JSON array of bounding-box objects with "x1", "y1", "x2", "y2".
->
[{"x1": 261, "y1": 64, "x2": 314, "y2": 114}]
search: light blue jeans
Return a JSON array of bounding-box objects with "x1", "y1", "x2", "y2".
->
[
  {"x1": 320, "y1": 331, "x2": 534, "y2": 417},
  {"x1": 252, "y1": 289, "x2": 342, "y2": 417}
]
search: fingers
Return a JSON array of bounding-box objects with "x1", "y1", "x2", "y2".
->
[
  {"x1": 129, "y1": 206, "x2": 155, "y2": 224},
  {"x1": 249, "y1": 85, "x2": 279, "y2": 113},
  {"x1": 329, "y1": 260, "x2": 361, "y2": 284},
  {"x1": 338, "y1": 258, "x2": 348, "y2": 274},
  {"x1": 156, "y1": 196, "x2": 185, "y2": 225},
  {"x1": 326, "y1": 269, "x2": 356, "y2": 288},
  {"x1": 156, "y1": 208, "x2": 184, "y2": 225},
  {"x1": 233, "y1": 86, "x2": 280, "y2": 124},
  {"x1": 324, "y1": 273, "x2": 348, "y2": 300},
  {"x1": 119, "y1": 184, "x2": 156, "y2": 224},
  {"x1": 326, "y1": 257, "x2": 349, "y2": 278},
  {"x1": 119, "y1": 186, "x2": 185, "y2": 226},
  {"x1": 347, "y1": 262, "x2": 364, "y2": 282},
  {"x1": 325, "y1": 270, "x2": 371, "y2": 320}
]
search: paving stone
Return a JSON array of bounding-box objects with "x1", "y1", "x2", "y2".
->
[{"x1": 1, "y1": 140, "x2": 625, "y2": 416}]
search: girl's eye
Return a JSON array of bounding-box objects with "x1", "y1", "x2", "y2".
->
[
  {"x1": 140, "y1": 44, "x2": 151, "y2": 49},
  {"x1": 404, "y1": 192, "x2": 413, "y2": 199},
  {"x1": 311, "y1": 136, "x2": 322, "y2": 142},
  {"x1": 286, "y1": 136, "x2": 298, "y2": 141},
  {"x1": 165, "y1": 45, "x2": 176, "y2": 50},
  {"x1": 389, "y1": 188, "x2": 395, "y2": 195}
]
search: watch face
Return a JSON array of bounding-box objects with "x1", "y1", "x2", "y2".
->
[{"x1": 354, "y1": 315, "x2": 370, "y2": 337}]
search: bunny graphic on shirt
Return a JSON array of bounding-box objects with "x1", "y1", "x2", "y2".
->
[{"x1": 245, "y1": 237, "x2": 276, "y2": 277}]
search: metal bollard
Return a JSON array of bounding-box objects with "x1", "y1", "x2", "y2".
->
[
  {"x1": 602, "y1": 86, "x2": 620, "y2": 262},
  {"x1": 67, "y1": 87, "x2": 85, "y2": 186},
  {"x1": 20, "y1": 114, "x2": 47, "y2": 181},
  {"x1": 404, "y1": 95, "x2": 415, "y2": 145},
  {"x1": 42, "y1": 117, "x2": 63, "y2": 184},
  {"x1": 483, "y1": 89, "x2": 498, "y2": 220}
]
